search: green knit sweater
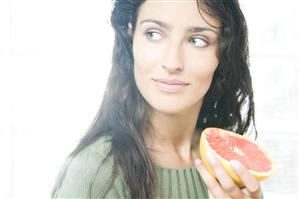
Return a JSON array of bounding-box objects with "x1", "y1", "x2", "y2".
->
[{"x1": 53, "y1": 136, "x2": 209, "y2": 198}]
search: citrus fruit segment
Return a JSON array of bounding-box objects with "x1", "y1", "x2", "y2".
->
[{"x1": 199, "y1": 127, "x2": 275, "y2": 187}]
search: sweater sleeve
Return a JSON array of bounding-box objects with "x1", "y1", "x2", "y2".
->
[{"x1": 53, "y1": 137, "x2": 129, "y2": 199}]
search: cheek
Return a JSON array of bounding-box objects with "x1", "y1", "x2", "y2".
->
[
  {"x1": 133, "y1": 36, "x2": 161, "y2": 69},
  {"x1": 133, "y1": 36, "x2": 162, "y2": 82},
  {"x1": 188, "y1": 53, "x2": 218, "y2": 92}
]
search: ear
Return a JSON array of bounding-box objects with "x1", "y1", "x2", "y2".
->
[{"x1": 128, "y1": 22, "x2": 133, "y2": 36}]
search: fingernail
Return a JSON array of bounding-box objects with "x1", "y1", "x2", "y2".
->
[
  {"x1": 195, "y1": 159, "x2": 202, "y2": 167},
  {"x1": 230, "y1": 160, "x2": 240, "y2": 170}
]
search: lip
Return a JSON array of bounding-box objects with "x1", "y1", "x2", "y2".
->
[{"x1": 152, "y1": 78, "x2": 189, "y2": 93}]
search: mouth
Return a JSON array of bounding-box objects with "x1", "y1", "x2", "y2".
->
[{"x1": 152, "y1": 78, "x2": 189, "y2": 93}]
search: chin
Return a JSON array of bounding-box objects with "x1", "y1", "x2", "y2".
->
[{"x1": 149, "y1": 101, "x2": 190, "y2": 115}]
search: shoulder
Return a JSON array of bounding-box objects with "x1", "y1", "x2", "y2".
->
[
  {"x1": 68, "y1": 135, "x2": 113, "y2": 173},
  {"x1": 81, "y1": 135, "x2": 113, "y2": 158},
  {"x1": 54, "y1": 136, "x2": 119, "y2": 198}
]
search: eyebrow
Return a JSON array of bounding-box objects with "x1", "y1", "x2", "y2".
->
[{"x1": 140, "y1": 19, "x2": 218, "y2": 35}]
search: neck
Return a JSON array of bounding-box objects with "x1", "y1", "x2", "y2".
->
[{"x1": 144, "y1": 106, "x2": 202, "y2": 168}]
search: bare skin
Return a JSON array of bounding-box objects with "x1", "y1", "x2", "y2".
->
[
  {"x1": 144, "y1": 107, "x2": 201, "y2": 169},
  {"x1": 195, "y1": 153, "x2": 262, "y2": 199}
]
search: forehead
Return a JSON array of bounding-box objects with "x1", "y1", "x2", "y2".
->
[{"x1": 137, "y1": 0, "x2": 220, "y2": 30}]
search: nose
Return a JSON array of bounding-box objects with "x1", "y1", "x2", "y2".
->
[{"x1": 161, "y1": 42, "x2": 184, "y2": 74}]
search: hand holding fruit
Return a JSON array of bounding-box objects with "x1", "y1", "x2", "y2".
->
[
  {"x1": 195, "y1": 128, "x2": 274, "y2": 199},
  {"x1": 195, "y1": 153, "x2": 262, "y2": 199}
]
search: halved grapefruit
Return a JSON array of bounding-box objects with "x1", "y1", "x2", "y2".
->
[{"x1": 199, "y1": 127, "x2": 275, "y2": 187}]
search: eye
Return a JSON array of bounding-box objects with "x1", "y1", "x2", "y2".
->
[
  {"x1": 145, "y1": 30, "x2": 162, "y2": 41},
  {"x1": 189, "y1": 37, "x2": 208, "y2": 48}
]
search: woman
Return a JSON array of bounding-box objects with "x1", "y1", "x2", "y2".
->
[{"x1": 52, "y1": 0, "x2": 261, "y2": 198}]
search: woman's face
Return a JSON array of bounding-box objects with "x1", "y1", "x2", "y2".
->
[{"x1": 133, "y1": 0, "x2": 219, "y2": 115}]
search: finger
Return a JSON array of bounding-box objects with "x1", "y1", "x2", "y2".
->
[
  {"x1": 208, "y1": 189, "x2": 216, "y2": 199},
  {"x1": 206, "y1": 152, "x2": 243, "y2": 199},
  {"x1": 195, "y1": 159, "x2": 229, "y2": 198},
  {"x1": 230, "y1": 160, "x2": 262, "y2": 198}
]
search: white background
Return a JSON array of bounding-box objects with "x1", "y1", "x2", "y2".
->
[{"x1": 0, "y1": 0, "x2": 298, "y2": 198}]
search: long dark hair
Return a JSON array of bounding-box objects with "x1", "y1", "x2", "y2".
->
[{"x1": 52, "y1": 0, "x2": 256, "y2": 198}]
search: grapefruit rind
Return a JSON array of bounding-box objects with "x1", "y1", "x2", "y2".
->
[{"x1": 199, "y1": 127, "x2": 275, "y2": 187}]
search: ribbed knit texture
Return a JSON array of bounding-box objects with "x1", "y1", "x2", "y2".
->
[
  {"x1": 54, "y1": 136, "x2": 209, "y2": 198},
  {"x1": 156, "y1": 166, "x2": 208, "y2": 198}
]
